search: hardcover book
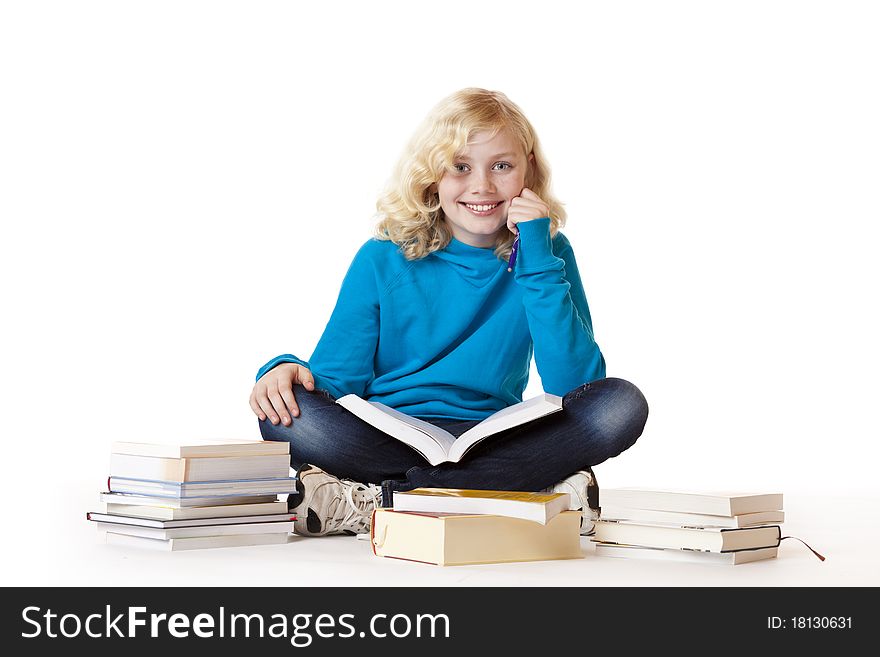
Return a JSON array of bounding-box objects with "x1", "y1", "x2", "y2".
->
[
  {"x1": 336, "y1": 393, "x2": 563, "y2": 466},
  {"x1": 392, "y1": 488, "x2": 571, "y2": 524},
  {"x1": 370, "y1": 509, "x2": 582, "y2": 566},
  {"x1": 598, "y1": 505, "x2": 785, "y2": 529},
  {"x1": 98, "y1": 492, "x2": 280, "y2": 509},
  {"x1": 87, "y1": 511, "x2": 295, "y2": 529},
  {"x1": 592, "y1": 521, "x2": 782, "y2": 553},
  {"x1": 600, "y1": 489, "x2": 783, "y2": 517},
  {"x1": 100, "y1": 497, "x2": 288, "y2": 520},
  {"x1": 593, "y1": 543, "x2": 779, "y2": 564},
  {"x1": 109, "y1": 453, "x2": 291, "y2": 482},
  {"x1": 93, "y1": 519, "x2": 295, "y2": 540},
  {"x1": 107, "y1": 476, "x2": 296, "y2": 499},
  {"x1": 103, "y1": 531, "x2": 291, "y2": 551},
  {"x1": 111, "y1": 439, "x2": 289, "y2": 459}
]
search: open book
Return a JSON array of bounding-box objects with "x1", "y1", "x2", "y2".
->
[{"x1": 336, "y1": 393, "x2": 564, "y2": 466}]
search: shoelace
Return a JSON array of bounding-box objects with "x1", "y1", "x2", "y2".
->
[{"x1": 325, "y1": 480, "x2": 382, "y2": 534}]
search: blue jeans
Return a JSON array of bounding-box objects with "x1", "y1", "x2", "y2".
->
[{"x1": 258, "y1": 377, "x2": 648, "y2": 507}]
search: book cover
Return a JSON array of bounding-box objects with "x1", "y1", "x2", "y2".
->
[
  {"x1": 370, "y1": 509, "x2": 582, "y2": 566},
  {"x1": 600, "y1": 488, "x2": 784, "y2": 516},
  {"x1": 392, "y1": 488, "x2": 571, "y2": 524},
  {"x1": 592, "y1": 521, "x2": 782, "y2": 553},
  {"x1": 336, "y1": 393, "x2": 563, "y2": 466}
]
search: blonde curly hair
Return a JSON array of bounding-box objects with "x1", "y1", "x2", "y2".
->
[{"x1": 374, "y1": 88, "x2": 566, "y2": 262}]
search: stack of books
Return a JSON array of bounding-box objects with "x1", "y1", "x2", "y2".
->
[
  {"x1": 88, "y1": 440, "x2": 297, "y2": 551},
  {"x1": 371, "y1": 488, "x2": 582, "y2": 566},
  {"x1": 590, "y1": 488, "x2": 785, "y2": 565}
]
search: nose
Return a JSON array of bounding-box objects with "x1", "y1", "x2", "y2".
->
[{"x1": 471, "y1": 169, "x2": 496, "y2": 195}]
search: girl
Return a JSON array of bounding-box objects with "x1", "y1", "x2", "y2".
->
[{"x1": 250, "y1": 88, "x2": 648, "y2": 537}]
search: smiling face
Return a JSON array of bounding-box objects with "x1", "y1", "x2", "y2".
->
[{"x1": 435, "y1": 128, "x2": 533, "y2": 248}]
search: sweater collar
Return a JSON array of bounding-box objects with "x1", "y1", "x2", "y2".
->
[{"x1": 431, "y1": 237, "x2": 505, "y2": 287}]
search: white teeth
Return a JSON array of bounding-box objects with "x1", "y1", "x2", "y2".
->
[{"x1": 464, "y1": 203, "x2": 499, "y2": 212}]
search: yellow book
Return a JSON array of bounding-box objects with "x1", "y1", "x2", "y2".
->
[
  {"x1": 370, "y1": 509, "x2": 582, "y2": 566},
  {"x1": 392, "y1": 488, "x2": 571, "y2": 524}
]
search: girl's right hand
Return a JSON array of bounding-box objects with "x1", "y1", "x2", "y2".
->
[{"x1": 249, "y1": 363, "x2": 316, "y2": 426}]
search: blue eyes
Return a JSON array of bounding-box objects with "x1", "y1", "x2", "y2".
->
[{"x1": 452, "y1": 162, "x2": 512, "y2": 173}]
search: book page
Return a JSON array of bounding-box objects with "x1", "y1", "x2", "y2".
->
[
  {"x1": 447, "y1": 393, "x2": 563, "y2": 462},
  {"x1": 336, "y1": 395, "x2": 456, "y2": 465}
]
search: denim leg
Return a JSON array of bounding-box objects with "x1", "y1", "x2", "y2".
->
[
  {"x1": 258, "y1": 384, "x2": 426, "y2": 485},
  {"x1": 383, "y1": 377, "x2": 649, "y2": 503}
]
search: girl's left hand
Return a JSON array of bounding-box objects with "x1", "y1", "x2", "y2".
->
[{"x1": 507, "y1": 187, "x2": 550, "y2": 235}]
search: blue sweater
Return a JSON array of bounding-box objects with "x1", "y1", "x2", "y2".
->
[{"x1": 256, "y1": 218, "x2": 605, "y2": 421}]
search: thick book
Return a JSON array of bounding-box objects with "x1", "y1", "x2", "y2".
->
[
  {"x1": 103, "y1": 531, "x2": 291, "y2": 551},
  {"x1": 109, "y1": 453, "x2": 291, "y2": 482},
  {"x1": 100, "y1": 497, "x2": 288, "y2": 520},
  {"x1": 98, "y1": 491, "x2": 282, "y2": 509},
  {"x1": 337, "y1": 393, "x2": 564, "y2": 466},
  {"x1": 92, "y1": 519, "x2": 294, "y2": 540},
  {"x1": 392, "y1": 488, "x2": 571, "y2": 525},
  {"x1": 111, "y1": 439, "x2": 289, "y2": 459},
  {"x1": 87, "y1": 511, "x2": 295, "y2": 529},
  {"x1": 592, "y1": 520, "x2": 782, "y2": 552},
  {"x1": 599, "y1": 505, "x2": 785, "y2": 529},
  {"x1": 107, "y1": 476, "x2": 296, "y2": 499},
  {"x1": 370, "y1": 509, "x2": 582, "y2": 566},
  {"x1": 593, "y1": 543, "x2": 779, "y2": 565},
  {"x1": 601, "y1": 488, "x2": 783, "y2": 516}
]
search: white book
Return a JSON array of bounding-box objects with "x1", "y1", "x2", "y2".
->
[
  {"x1": 109, "y1": 453, "x2": 291, "y2": 482},
  {"x1": 599, "y1": 505, "x2": 785, "y2": 529},
  {"x1": 107, "y1": 476, "x2": 296, "y2": 498},
  {"x1": 601, "y1": 488, "x2": 783, "y2": 516},
  {"x1": 104, "y1": 531, "x2": 291, "y2": 551},
  {"x1": 101, "y1": 498, "x2": 288, "y2": 520},
  {"x1": 592, "y1": 520, "x2": 782, "y2": 552},
  {"x1": 594, "y1": 543, "x2": 779, "y2": 565},
  {"x1": 98, "y1": 492, "x2": 280, "y2": 509},
  {"x1": 111, "y1": 440, "x2": 289, "y2": 459},
  {"x1": 94, "y1": 520, "x2": 294, "y2": 540},
  {"x1": 87, "y1": 511, "x2": 294, "y2": 529},
  {"x1": 392, "y1": 488, "x2": 571, "y2": 525},
  {"x1": 336, "y1": 393, "x2": 563, "y2": 466}
]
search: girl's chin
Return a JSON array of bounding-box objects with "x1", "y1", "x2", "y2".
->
[
  {"x1": 441, "y1": 217, "x2": 509, "y2": 241},
  {"x1": 464, "y1": 216, "x2": 507, "y2": 230}
]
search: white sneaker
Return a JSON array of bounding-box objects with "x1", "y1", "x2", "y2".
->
[
  {"x1": 546, "y1": 468, "x2": 600, "y2": 536},
  {"x1": 289, "y1": 464, "x2": 381, "y2": 536}
]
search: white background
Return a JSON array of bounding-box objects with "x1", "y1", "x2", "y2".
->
[{"x1": 1, "y1": 1, "x2": 878, "y2": 584}]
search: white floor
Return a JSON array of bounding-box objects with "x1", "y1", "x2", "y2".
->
[{"x1": 6, "y1": 485, "x2": 876, "y2": 587}]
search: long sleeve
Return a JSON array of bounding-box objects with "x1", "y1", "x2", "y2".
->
[
  {"x1": 513, "y1": 218, "x2": 606, "y2": 396},
  {"x1": 255, "y1": 240, "x2": 382, "y2": 399}
]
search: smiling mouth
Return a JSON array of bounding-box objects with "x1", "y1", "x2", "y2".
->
[{"x1": 460, "y1": 201, "x2": 502, "y2": 215}]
